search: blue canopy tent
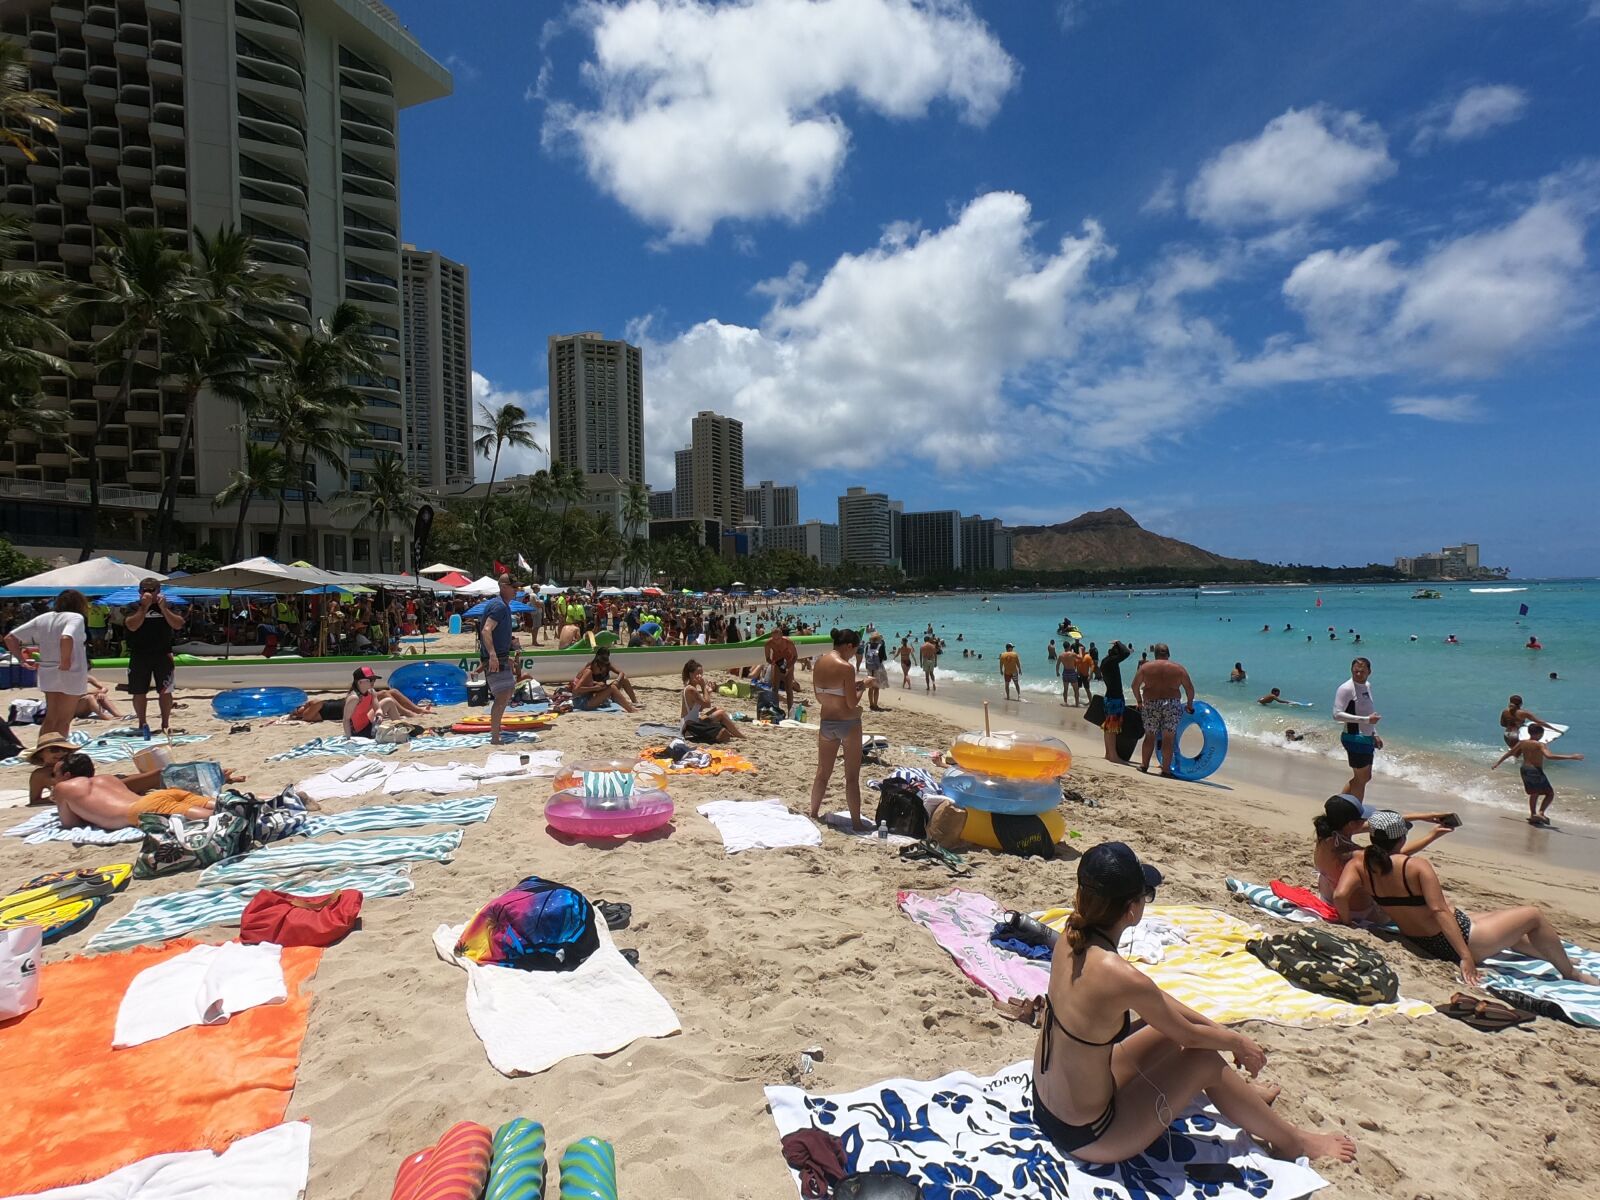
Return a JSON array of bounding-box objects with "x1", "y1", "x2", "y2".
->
[{"x1": 461, "y1": 598, "x2": 534, "y2": 619}]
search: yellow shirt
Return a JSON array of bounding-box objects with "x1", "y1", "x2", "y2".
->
[{"x1": 1000, "y1": 651, "x2": 1020, "y2": 676}]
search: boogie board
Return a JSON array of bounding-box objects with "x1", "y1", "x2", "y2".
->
[
  {"x1": 450, "y1": 714, "x2": 556, "y2": 733},
  {"x1": 1518, "y1": 721, "x2": 1568, "y2": 745}
]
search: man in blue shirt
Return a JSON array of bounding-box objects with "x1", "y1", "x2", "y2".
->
[{"x1": 478, "y1": 572, "x2": 518, "y2": 744}]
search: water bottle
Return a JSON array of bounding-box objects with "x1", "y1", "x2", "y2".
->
[
  {"x1": 794, "y1": 702, "x2": 807, "y2": 723},
  {"x1": 877, "y1": 820, "x2": 888, "y2": 841}
]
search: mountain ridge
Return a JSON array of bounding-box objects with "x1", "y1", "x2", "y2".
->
[{"x1": 1010, "y1": 507, "x2": 1257, "y2": 571}]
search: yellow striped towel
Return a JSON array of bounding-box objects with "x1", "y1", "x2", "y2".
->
[{"x1": 1034, "y1": 904, "x2": 1435, "y2": 1028}]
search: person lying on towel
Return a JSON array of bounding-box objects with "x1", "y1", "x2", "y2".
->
[
  {"x1": 25, "y1": 731, "x2": 245, "y2": 807},
  {"x1": 45, "y1": 752, "x2": 216, "y2": 830}
]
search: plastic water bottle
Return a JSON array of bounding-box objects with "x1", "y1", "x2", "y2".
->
[
  {"x1": 794, "y1": 702, "x2": 806, "y2": 723},
  {"x1": 877, "y1": 820, "x2": 888, "y2": 841}
]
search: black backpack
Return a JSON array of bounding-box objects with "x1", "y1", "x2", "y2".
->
[{"x1": 873, "y1": 778, "x2": 928, "y2": 838}]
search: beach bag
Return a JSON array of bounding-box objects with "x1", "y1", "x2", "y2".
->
[
  {"x1": 873, "y1": 778, "x2": 927, "y2": 839},
  {"x1": 373, "y1": 721, "x2": 413, "y2": 745},
  {"x1": 160, "y1": 761, "x2": 225, "y2": 798},
  {"x1": 1246, "y1": 927, "x2": 1398, "y2": 1005},
  {"x1": 0, "y1": 926, "x2": 42, "y2": 1021},
  {"x1": 240, "y1": 889, "x2": 363, "y2": 948},
  {"x1": 133, "y1": 809, "x2": 248, "y2": 880},
  {"x1": 0, "y1": 717, "x2": 23, "y2": 760},
  {"x1": 455, "y1": 876, "x2": 599, "y2": 971},
  {"x1": 988, "y1": 812, "x2": 1058, "y2": 859},
  {"x1": 7, "y1": 700, "x2": 44, "y2": 726},
  {"x1": 216, "y1": 785, "x2": 309, "y2": 849}
]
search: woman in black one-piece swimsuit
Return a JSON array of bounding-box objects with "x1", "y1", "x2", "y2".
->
[{"x1": 1031, "y1": 843, "x2": 1357, "y2": 1166}]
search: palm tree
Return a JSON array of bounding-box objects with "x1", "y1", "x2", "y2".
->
[
  {"x1": 71, "y1": 226, "x2": 199, "y2": 558},
  {"x1": 472, "y1": 401, "x2": 540, "y2": 497},
  {"x1": 0, "y1": 39, "x2": 67, "y2": 162},
  {"x1": 621, "y1": 481, "x2": 650, "y2": 583},
  {"x1": 212, "y1": 441, "x2": 290, "y2": 560},
  {"x1": 150, "y1": 227, "x2": 291, "y2": 570},
  {"x1": 337, "y1": 451, "x2": 420, "y2": 572},
  {"x1": 552, "y1": 458, "x2": 587, "y2": 525},
  {"x1": 0, "y1": 214, "x2": 70, "y2": 441},
  {"x1": 255, "y1": 302, "x2": 381, "y2": 563}
]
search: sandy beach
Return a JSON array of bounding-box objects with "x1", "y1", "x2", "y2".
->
[{"x1": 5, "y1": 661, "x2": 1600, "y2": 1199}]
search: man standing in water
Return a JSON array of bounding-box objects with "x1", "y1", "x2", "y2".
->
[
  {"x1": 1332, "y1": 657, "x2": 1381, "y2": 802},
  {"x1": 1131, "y1": 643, "x2": 1194, "y2": 776},
  {"x1": 1000, "y1": 643, "x2": 1022, "y2": 700},
  {"x1": 920, "y1": 632, "x2": 940, "y2": 693}
]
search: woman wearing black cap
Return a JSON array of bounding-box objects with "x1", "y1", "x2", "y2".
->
[
  {"x1": 1033, "y1": 842, "x2": 1357, "y2": 1165},
  {"x1": 1335, "y1": 812, "x2": 1599, "y2": 989},
  {"x1": 1313, "y1": 795, "x2": 1456, "y2": 920}
]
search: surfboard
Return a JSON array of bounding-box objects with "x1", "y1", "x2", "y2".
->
[{"x1": 1518, "y1": 721, "x2": 1568, "y2": 744}]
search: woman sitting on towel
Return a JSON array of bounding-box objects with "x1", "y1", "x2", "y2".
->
[
  {"x1": 570, "y1": 649, "x2": 639, "y2": 713},
  {"x1": 1032, "y1": 842, "x2": 1357, "y2": 1166},
  {"x1": 342, "y1": 666, "x2": 418, "y2": 740},
  {"x1": 1312, "y1": 794, "x2": 1455, "y2": 922},
  {"x1": 1335, "y1": 811, "x2": 1600, "y2": 988},
  {"x1": 680, "y1": 660, "x2": 742, "y2": 743}
]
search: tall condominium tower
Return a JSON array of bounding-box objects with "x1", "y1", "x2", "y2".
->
[
  {"x1": 0, "y1": 0, "x2": 450, "y2": 565},
  {"x1": 900, "y1": 509, "x2": 964, "y2": 576},
  {"x1": 547, "y1": 331, "x2": 644, "y2": 484},
  {"x1": 743, "y1": 479, "x2": 797, "y2": 528},
  {"x1": 689, "y1": 410, "x2": 743, "y2": 527},
  {"x1": 401, "y1": 244, "x2": 471, "y2": 487},
  {"x1": 672, "y1": 446, "x2": 694, "y2": 517},
  {"x1": 837, "y1": 486, "x2": 902, "y2": 567}
]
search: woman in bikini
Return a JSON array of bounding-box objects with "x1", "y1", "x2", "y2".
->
[
  {"x1": 1335, "y1": 811, "x2": 1600, "y2": 988},
  {"x1": 1033, "y1": 842, "x2": 1357, "y2": 1166},
  {"x1": 1312, "y1": 794, "x2": 1456, "y2": 921},
  {"x1": 679, "y1": 660, "x2": 742, "y2": 743},
  {"x1": 807, "y1": 628, "x2": 868, "y2": 832},
  {"x1": 342, "y1": 666, "x2": 417, "y2": 739},
  {"x1": 571, "y1": 649, "x2": 639, "y2": 712}
]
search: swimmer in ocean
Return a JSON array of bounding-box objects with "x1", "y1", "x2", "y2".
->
[{"x1": 1259, "y1": 688, "x2": 1292, "y2": 706}]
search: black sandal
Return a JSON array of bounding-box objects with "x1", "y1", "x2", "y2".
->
[{"x1": 596, "y1": 900, "x2": 632, "y2": 930}]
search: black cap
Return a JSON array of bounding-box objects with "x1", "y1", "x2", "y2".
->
[
  {"x1": 1323, "y1": 793, "x2": 1372, "y2": 829},
  {"x1": 1078, "y1": 842, "x2": 1162, "y2": 901}
]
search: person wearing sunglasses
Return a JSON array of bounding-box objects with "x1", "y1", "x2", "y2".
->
[{"x1": 1032, "y1": 842, "x2": 1356, "y2": 1166}]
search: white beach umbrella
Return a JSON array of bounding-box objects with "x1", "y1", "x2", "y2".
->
[
  {"x1": 418, "y1": 562, "x2": 468, "y2": 577},
  {"x1": 8, "y1": 556, "x2": 167, "y2": 589},
  {"x1": 456, "y1": 575, "x2": 502, "y2": 596}
]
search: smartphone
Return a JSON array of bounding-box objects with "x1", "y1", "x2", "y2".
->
[
  {"x1": 1439, "y1": 813, "x2": 1462, "y2": 829},
  {"x1": 1187, "y1": 1164, "x2": 1246, "y2": 1184}
]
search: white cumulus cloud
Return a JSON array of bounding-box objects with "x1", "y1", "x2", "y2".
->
[
  {"x1": 1389, "y1": 394, "x2": 1484, "y2": 421},
  {"x1": 1187, "y1": 106, "x2": 1396, "y2": 227},
  {"x1": 471, "y1": 371, "x2": 549, "y2": 480},
  {"x1": 543, "y1": 0, "x2": 1017, "y2": 243},
  {"x1": 1413, "y1": 83, "x2": 1529, "y2": 150}
]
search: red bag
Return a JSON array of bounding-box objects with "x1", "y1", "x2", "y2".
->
[
  {"x1": 1270, "y1": 880, "x2": 1341, "y2": 922},
  {"x1": 239, "y1": 889, "x2": 363, "y2": 947}
]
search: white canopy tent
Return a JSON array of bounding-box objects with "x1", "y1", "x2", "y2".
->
[
  {"x1": 536, "y1": 583, "x2": 567, "y2": 596},
  {"x1": 456, "y1": 575, "x2": 501, "y2": 596},
  {"x1": 172, "y1": 557, "x2": 344, "y2": 595},
  {"x1": 8, "y1": 557, "x2": 167, "y2": 590},
  {"x1": 418, "y1": 563, "x2": 468, "y2": 577}
]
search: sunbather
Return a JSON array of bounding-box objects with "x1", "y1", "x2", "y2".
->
[
  {"x1": 343, "y1": 666, "x2": 423, "y2": 739},
  {"x1": 1032, "y1": 842, "x2": 1356, "y2": 1166},
  {"x1": 75, "y1": 675, "x2": 124, "y2": 720},
  {"x1": 680, "y1": 660, "x2": 742, "y2": 743},
  {"x1": 26, "y1": 731, "x2": 245, "y2": 806},
  {"x1": 570, "y1": 649, "x2": 638, "y2": 712},
  {"x1": 47, "y1": 752, "x2": 216, "y2": 830},
  {"x1": 1312, "y1": 794, "x2": 1456, "y2": 922},
  {"x1": 1336, "y1": 812, "x2": 1600, "y2": 988}
]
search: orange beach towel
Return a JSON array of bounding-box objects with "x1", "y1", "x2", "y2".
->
[
  {"x1": 643, "y1": 745, "x2": 757, "y2": 775},
  {"x1": 0, "y1": 937, "x2": 322, "y2": 1194}
]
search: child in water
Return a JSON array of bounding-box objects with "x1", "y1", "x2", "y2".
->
[{"x1": 1493, "y1": 725, "x2": 1584, "y2": 826}]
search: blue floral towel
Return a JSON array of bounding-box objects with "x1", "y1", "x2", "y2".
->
[{"x1": 766, "y1": 1060, "x2": 1329, "y2": 1200}]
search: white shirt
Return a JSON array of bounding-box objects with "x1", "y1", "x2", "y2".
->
[
  {"x1": 11, "y1": 610, "x2": 87, "y2": 674},
  {"x1": 1333, "y1": 679, "x2": 1375, "y2": 735}
]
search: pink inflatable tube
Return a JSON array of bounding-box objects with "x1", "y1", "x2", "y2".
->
[{"x1": 544, "y1": 789, "x2": 674, "y2": 838}]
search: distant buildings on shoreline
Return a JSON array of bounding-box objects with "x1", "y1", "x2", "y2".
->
[{"x1": 1394, "y1": 542, "x2": 1509, "y2": 580}]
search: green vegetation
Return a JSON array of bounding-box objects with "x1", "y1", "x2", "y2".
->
[{"x1": 0, "y1": 536, "x2": 45, "y2": 585}]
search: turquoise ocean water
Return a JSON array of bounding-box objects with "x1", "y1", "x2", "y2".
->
[{"x1": 814, "y1": 582, "x2": 1598, "y2": 825}]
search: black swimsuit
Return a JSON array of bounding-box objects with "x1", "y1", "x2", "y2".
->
[
  {"x1": 1032, "y1": 933, "x2": 1132, "y2": 1154},
  {"x1": 1373, "y1": 859, "x2": 1473, "y2": 962}
]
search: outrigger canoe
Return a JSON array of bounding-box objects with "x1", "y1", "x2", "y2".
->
[{"x1": 90, "y1": 633, "x2": 833, "y2": 692}]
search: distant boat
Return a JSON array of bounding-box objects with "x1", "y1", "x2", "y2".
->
[{"x1": 1410, "y1": 589, "x2": 1443, "y2": 600}]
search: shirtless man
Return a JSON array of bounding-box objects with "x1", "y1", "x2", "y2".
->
[
  {"x1": 47, "y1": 752, "x2": 216, "y2": 830},
  {"x1": 26, "y1": 732, "x2": 245, "y2": 807},
  {"x1": 1130, "y1": 643, "x2": 1195, "y2": 776},
  {"x1": 1493, "y1": 725, "x2": 1584, "y2": 825},
  {"x1": 809, "y1": 628, "x2": 869, "y2": 831},
  {"x1": 765, "y1": 623, "x2": 798, "y2": 712},
  {"x1": 920, "y1": 633, "x2": 940, "y2": 693},
  {"x1": 1000, "y1": 643, "x2": 1022, "y2": 700},
  {"x1": 1498, "y1": 694, "x2": 1558, "y2": 749},
  {"x1": 1259, "y1": 688, "x2": 1293, "y2": 706}
]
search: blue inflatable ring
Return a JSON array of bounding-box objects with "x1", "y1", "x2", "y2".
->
[
  {"x1": 939, "y1": 765, "x2": 1062, "y2": 815},
  {"x1": 1170, "y1": 700, "x2": 1229, "y2": 782},
  {"x1": 388, "y1": 660, "x2": 469, "y2": 706},
  {"x1": 212, "y1": 686, "x2": 307, "y2": 720}
]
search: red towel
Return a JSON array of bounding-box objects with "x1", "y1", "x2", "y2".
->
[{"x1": 1270, "y1": 880, "x2": 1340, "y2": 921}]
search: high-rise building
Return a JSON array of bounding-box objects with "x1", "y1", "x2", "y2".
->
[
  {"x1": 837, "y1": 486, "x2": 902, "y2": 567},
  {"x1": 547, "y1": 332, "x2": 644, "y2": 484},
  {"x1": 759, "y1": 520, "x2": 840, "y2": 567},
  {"x1": 401, "y1": 245, "x2": 471, "y2": 487},
  {"x1": 648, "y1": 488, "x2": 674, "y2": 519},
  {"x1": 961, "y1": 515, "x2": 1013, "y2": 573},
  {"x1": 689, "y1": 410, "x2": 743, "y2": 527},
  {"x1": 743, "y1": 480, "x2": 798, "y2": 529},
  {"x1": 0, "y1": 0, "x2": 451, "y2": 565},
  {"x1": 900, "y1": 510, "x2": 963, "y2": 577},
  {"x1": 672, "y1": 447, "x2": 694, "y2": 518}
]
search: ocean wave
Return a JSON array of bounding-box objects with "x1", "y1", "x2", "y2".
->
[{"x1": 1469, "y1": 587, "x2": 1528, "y2": 593}]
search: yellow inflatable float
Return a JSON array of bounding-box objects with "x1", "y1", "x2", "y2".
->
[
  {"x1": 959, "y1": 807, "x2": 1066, "y2": 852},
  {"x1": 948, "y1": 730, "x2": 1072, "y2": 781}
]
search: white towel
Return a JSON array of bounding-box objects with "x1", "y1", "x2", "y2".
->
[
  {"x1": 824, "y1": 811, "x2": 915, "y2": 845},
  {"x1": 467, "y1": 750, "x2": 564, "y2": 779},
  {"x1": 1117, "y1": 916, "x2": 1189, "y2": 964},
  {"x1": 294, "y1": 756, "x2": 397, "y2": 802},
  {"x1": 696, "y1": 799, "x2": 822, "y2": 855},
  {"x1": 0, "y1": 1122, "x2": 310, "y2": 1199},
  {"x1": 113, "y1": 942, "x2": 287, "y2": 1049},
  {"x1": 382, "y1": 761, "x2": 474, "y2": 795},
  {"x1": 0, "y1": 789, "x2": 30, "y2": 810},
  {"x1": 432, "y1": 920, "x2": 680, "y2": 1077}
]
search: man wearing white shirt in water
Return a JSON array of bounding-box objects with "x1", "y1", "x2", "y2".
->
[{"x1": 1332, "y1": 657, "x2": 1382, "y2": 802}]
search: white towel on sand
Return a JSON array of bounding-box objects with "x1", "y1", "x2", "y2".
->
[
  {"x1": 824, "y1": 811, "x2": 915, "y2": 846},
  {"x1": 697, "y1": 799, "x2": 822, "y2": 855},
  {"x1": 113, "y1": 941, "x2": 286, "y2": 1048},
  {"x1": 0, "y1": 1122, "x2": 310, "y2": 1199},
  {"x1": 0, "y1": 789, "x2": 30, "y2": 810},
  {"x1": 383, "y1": 752, "x2": 565, "y2": 795},
  {"x1": 432, "y1": 920, "x2": 680, "y2": 1077},
  {"x1": 467, "y1": 751, "x2": 564, "y2": 778},
  {"x1": 294, "y1": 756, "x2": 397, "y2": 803}
]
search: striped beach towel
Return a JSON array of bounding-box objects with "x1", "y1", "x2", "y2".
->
[
  {"x1": 302, "y1": 795, "x2": 496, "y2": 837},
  {"x1": 0, "y1": 729, "x2": 210, "y2": 768},
  {"x1": 581, "y1": 770, "x2": 633, "y2": 799},
  {"x1": 408, "y1": 732, "x2": 541, "y2": 753},
  {"x1": 3, "y1": 809, "x2": 145, "y2": 845},
  {"x1": 85, "y1": 866, "x2": 414, "y2": 952},
  {"x1": 266, "y1": 737, "x2": 401, "y2": 762},
  {"x1": 199, "y1": 830, "x2": 463, "y2": 886}
]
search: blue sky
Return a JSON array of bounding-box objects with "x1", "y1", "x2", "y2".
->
[{"x1": 390, "y1": 0, "x2": 1600, "y2": 576}]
